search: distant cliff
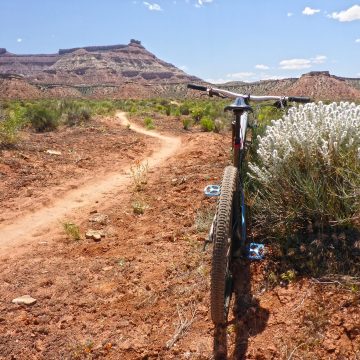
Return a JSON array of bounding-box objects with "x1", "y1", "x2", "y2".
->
[
  {"x1": 217, "y1": 71, "x2": 360, "y2": 102},
  {"x1": 0, "y1": 40, "x2": 202, "y2": 99},
  {"x1": 0, "y1": 40, "x2": 199, "y2": 87}
]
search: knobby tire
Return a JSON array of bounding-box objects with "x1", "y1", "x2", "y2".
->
[{"x1": 211, "y1": 165, "x2": 238, "y2": 325}]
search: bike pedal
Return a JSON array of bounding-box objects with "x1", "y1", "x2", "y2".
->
[
  {"x1": 247, "y1": 243, "x2": 265, "y2": 261},
  {"x1": 204, "y1": 185, "x2": 221, "y2": 197}
]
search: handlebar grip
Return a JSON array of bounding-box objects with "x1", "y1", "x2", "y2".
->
[
  {"x1": 288, "y1": 96, "x2": 311, "y2": 103},
  {"x1": 187, "y1": 84, "x2": 208, "y2": 92}
]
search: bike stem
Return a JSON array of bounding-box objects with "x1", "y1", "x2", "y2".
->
[{"x1": 232, "y1": 110, "x2": 245, "y2": 169}]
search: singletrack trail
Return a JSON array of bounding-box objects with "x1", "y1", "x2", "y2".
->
[{"x1": 0, "y1": 112, "x2": 181, "y2": 255}]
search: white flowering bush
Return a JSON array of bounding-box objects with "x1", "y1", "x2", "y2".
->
[{"x1": 248, "y1": 101, "x2": 360, "y2": 238}]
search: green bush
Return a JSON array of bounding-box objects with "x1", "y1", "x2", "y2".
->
[
  {"x1": 191, "y1": 106, "x2": 205, "y2": 122},
  {"x1": 144, "y1": 117, "x2": 155, "y2": 130},
  {"x1": 182, "y1": 118, "x2": 192, "y2": 130},
  {"x1": 214, "y1": 118, "x2": 224, "y2": 133},
  {"x1": 164, "y1": 105, "x2": 171, "y2": 116},
  {"x1": 91, "y1": 100, "x2": 115, "y2": 115},
  {"x1": 67, "y1": 108, "x2": 90, "y2": 126},
  {"x1": 179, "y1": 103, "x2": 190, "y2": 116},
  {"x1": 63, "y1": 222, "x2": 81, "y2": 241},
  {"x1": 26, "y1": 103, "x2": 61, "y2": 132},
  {"x1": 0, "y1": 110, "x2": 21, "y2": 147},
  {"x1": 200, "y1": 116, "x2": 214, "y2": 132}
]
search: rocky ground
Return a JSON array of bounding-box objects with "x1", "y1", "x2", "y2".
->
[{"x1": 0, "y1": 112, "x2": 358, "y2": 359}]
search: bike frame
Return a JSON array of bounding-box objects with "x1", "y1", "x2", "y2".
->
[
  {"x1": 231, "y1": 111, "x2": 248, "y2": 168},
  {"x1": 232, "y1": 110, "x2": 249, "y2": 245}
]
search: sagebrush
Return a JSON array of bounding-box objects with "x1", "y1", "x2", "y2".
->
[{"x1": 248, "y1": 101, "x2": 360, "y2": 238}]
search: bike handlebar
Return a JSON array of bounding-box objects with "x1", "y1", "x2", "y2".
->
[
  {"x1": 187, "y1": 84, "x2": 208, "y2": 92},
  {"x1": 288, "y1": 96, "x2": 311, "y2": 103},
  {"x1": 187, "y1": 83, "x2": 311, "y2": 104}
]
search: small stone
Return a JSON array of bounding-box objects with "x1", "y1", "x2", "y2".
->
[
  {"x1": 88, "y1": 213, "x2": 108, "y2": 225},
  {"x1": 12, "y1": 295, "x2": 37, "y2": 306},
  {"x1": 46, "y1": 150, "x2": 62, "y2": 155},
  {"x1": 85, "y1": 230, "x2": 103, "y2": 242},
  {"x1": 102, "y1": 266, "x2": 113, "y2": 271}
]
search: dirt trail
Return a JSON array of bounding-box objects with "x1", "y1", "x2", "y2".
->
[{"x1": 0, "y1": 112, "x2": 181, "y2": 254}]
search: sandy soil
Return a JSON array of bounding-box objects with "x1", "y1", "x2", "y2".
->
[
  {"x1": 0, "y1": 112, "x2": 358, "y2": 359},
  {"x1": 0, "y1": 113, "x2": 180, "y2": 255}
]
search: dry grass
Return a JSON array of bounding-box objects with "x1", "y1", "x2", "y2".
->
[{"x1": 130, "y1": 160, "x2": 149, "y2": 191}]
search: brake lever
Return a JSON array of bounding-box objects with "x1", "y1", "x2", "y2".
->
[
  {"x1": 273, "y1": 99, "x2": 288, "y2": 109},
  {"x1": 209, "y1": 89, "x2": 226, "y2": 98}
]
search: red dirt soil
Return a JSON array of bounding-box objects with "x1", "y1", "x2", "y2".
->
[{"x1": 0, "y1": 113, "x2": 358, "y2": 359}]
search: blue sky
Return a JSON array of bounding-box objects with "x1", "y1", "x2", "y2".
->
[{"x1": 0, "y1": 0, "x2": 359, "y2": 83}]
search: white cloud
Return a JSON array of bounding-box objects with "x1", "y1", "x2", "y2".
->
[
  {"x1": 206, "y1": 78, "x2": 228, "y2": 84},
  {"x1": 261, "y1": 75, "x2": 290, "y2": 81},
  {"x1": 195, "y1": 0, "x2": 213, "y2": 8},
  {"x1": 355, "y1": 38, "x2": 360, "y2": 43},
  {"x1": 279, "y1": 59, "x2": 312, "y2": 70},
  {"x1": 143, "y1": 2, "x2": 162, "y2": 11},
  {"x1": 302, "y1": 7, "x2": 320, "y2": 16},
  {"x1": 206, "y1": 71, "x2": 255, "y2": 84},
  {"x1": 330, "y1": 5, "x2": 360, "y2": 22},
  {"x1": 226, "y1": 72, "x2": 255, "y2": 80},
  {"x1": 279, "y1": 55, "x2": 327, "y2": 70},
  {"x1": 17, "y1": 38, "x2": 22, "y2": 43},
  {"x1": 255, "y1": 64, "x2": 269, "y2": 70},
  {"x1": 311, "y1": 55, "x2": 327, "y2": 64},
  {"x1": 287, "y1": 12, "x2": 293, "y2": 17}
]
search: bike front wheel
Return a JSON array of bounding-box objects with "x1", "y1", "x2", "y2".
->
[{"x1": 211, "y1": 165, "x2": 239, "y2": 325}]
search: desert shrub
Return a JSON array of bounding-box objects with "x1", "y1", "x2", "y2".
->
[
  {"x1": 179, "y1": 103, "x2": 190, "y2": 116},
  {"x1": 63, "y1": 222, "x2": 81, "y2": 241},
  {"x1": 256, "y1": 105, "x2": 284, "y2": 124},
  {"x1": 159, "y1": 99, "x2": 169, "y2": 106},
  {"x1": 66, "y1": 106, "x2": 91, "y2": 126},
  {"x1": 132, "y1": 198, "x2": 148, "y2": 215},
  {"x1": 182, "y1": 117, "x2": 192, "y2": 130},
  {"x1": 200, "y1": 116, "x2": 214, "y2": 132},
  {"x1": 92, "y1": 100, "x2": 115, "y2": 115},
  {"x1": 248, "y1": 102, "x2": 360, "y2": 239},
  {"x1": 172, "y1": 107, "x2": 181, "y2": 118},
  {"x1": 214, "y1": 118, "x2": 224, "y2": 133},
  {"x1": 144, "y1": 117, "x2": 155, "y2": 130},
  {"x1": 130, "y1": 161, "x2": 148, "y2": 191},
  {"x1": 0, "y1": 108, "x2": 22, "y2": 147},
  {"x1": 58, "y1": 100, "x2": 92, "y2": 126},
  {"x1": 25, "y1": 102, "x2": 61, "y2": 132},
  {"x1": 67, "y1": 107, "x2": 91, "y2": 126},
  {"x1": 164, "y1": 105, "x2": 171, "y2": 116},
  {"x1": 190, "y1": 106, "x2": 205, "y2": 122}
]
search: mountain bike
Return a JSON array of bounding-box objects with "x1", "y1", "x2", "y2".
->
[{"x1": 187, "y1": 84, "x2": 311, "y2": 325}]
